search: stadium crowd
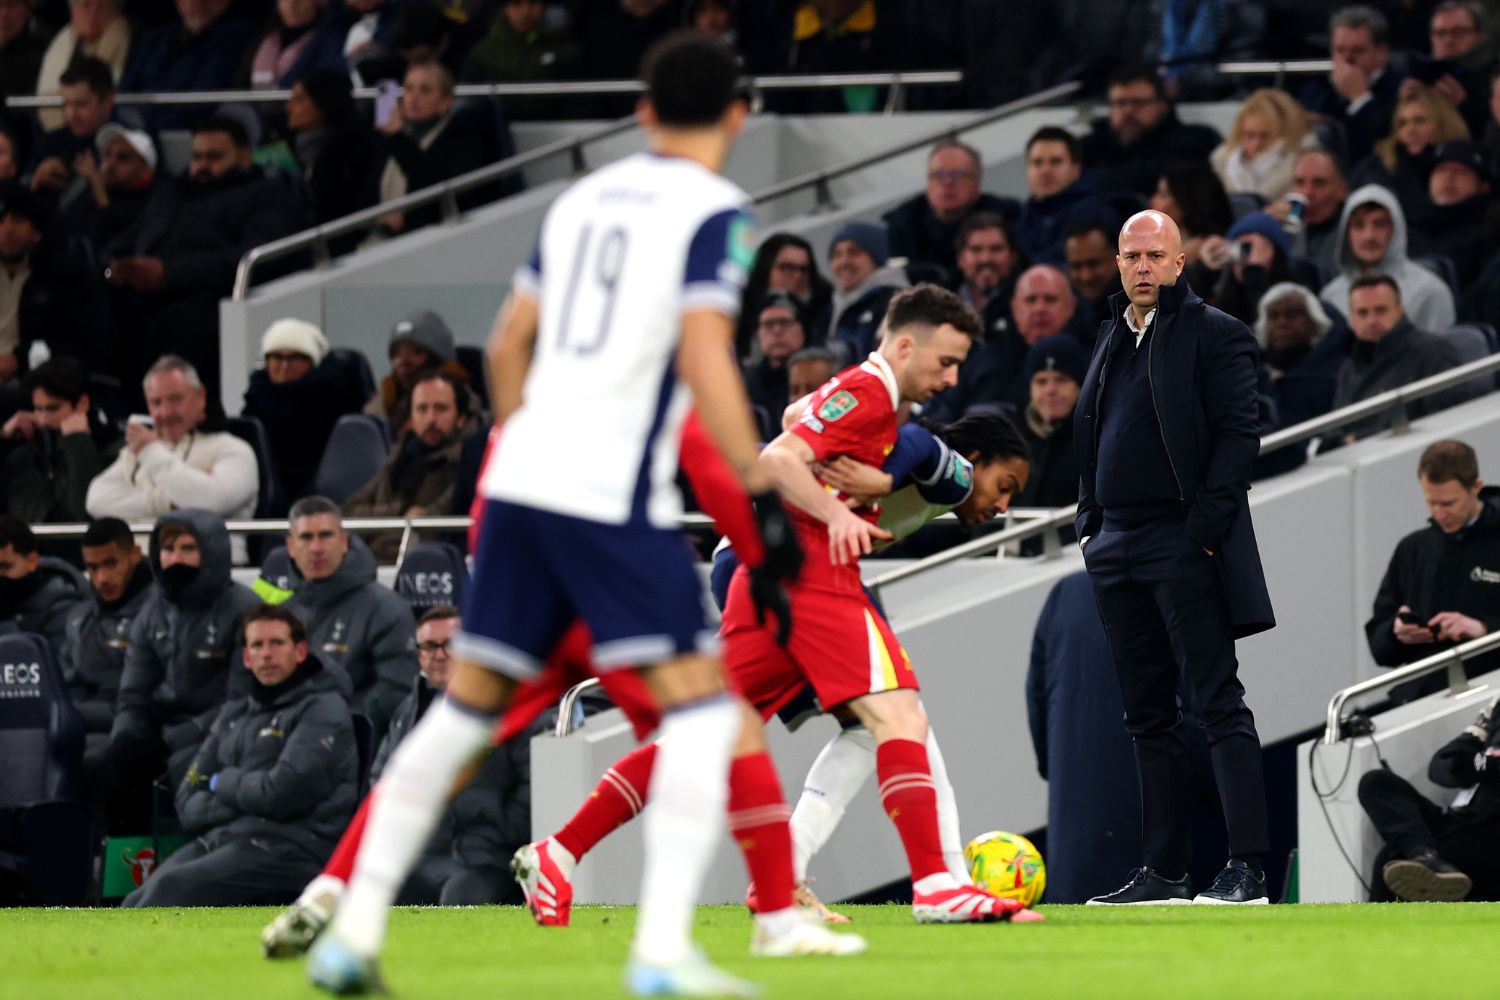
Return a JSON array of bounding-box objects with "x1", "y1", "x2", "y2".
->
[{"x1": 2, "y1": 1, "x2": 1500, "y2": 908}]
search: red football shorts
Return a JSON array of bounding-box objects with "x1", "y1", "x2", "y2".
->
[{"x1": 492, "y1": 622, "x2": 661, "y2": 744}]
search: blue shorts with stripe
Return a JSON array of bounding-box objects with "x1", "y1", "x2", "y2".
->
[{"x1": 454, "y1": 499, "x2": 717, "y2": 680}]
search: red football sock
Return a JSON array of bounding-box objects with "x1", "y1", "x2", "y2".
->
[
  {"x1": 553, "y1": 742, "x2": 658, "y2": 860},
  {"x1": 877, "y1": 739, "x2": 947, "y2": 882},
  {"x1": 728, "y1": 751, "x2": 794, "y2": 915},
  {"x1": 324, "y1": 791, "x2": 373, "y2": 882}
]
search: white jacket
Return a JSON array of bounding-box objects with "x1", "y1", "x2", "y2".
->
[{"x1": 86, "y1": 429, "x2": 259, "y2": 526}]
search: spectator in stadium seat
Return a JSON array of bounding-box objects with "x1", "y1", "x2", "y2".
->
[
  {"x1": 1149, "y1": 163, "x2": 1234, "y2": 271},
  {"x1": 282, "y1": 68, "x2": 379, "y2": 240},
  {"x1": 1320, "y1": 184, "x2": 1457, "y2": 331},
  {"x1": 882, "y1": 141, "x2": 1018, "y2": 277},
  {"x1": 1, "y1": 358, "x2": 121, "y2": 524},
  {"x1": 1209, "y1": 89, "x2": 1319, "y2": 203},
  {"x1": 109, "y1": 509, "x2": 259, "y2": 803},
  {"x1": 825, "y1": 220, "x2": 908, "y2": 360},
  {"x1": 1193, "y1": 211, "x2": 1299, "y2": 326},
  {"x1": 346, "y1": 369, "x2": 473, "y2": 562},
  {"x1": 1410, "y1": 140, "x2": 1497, "y2": 288},
  {"x1": 0, "y1": 124, "x2": 18, "y2": 182},
  {"x1": 33, "y1": 0, "x2": 130, "y2": 132},
  {"x1": 786, "y1": 346, "x2": 836, "y2": 403},
  {"x1": 86, "y1": 357, "x2": 260, "y2": 559},
  {"x1": 1252, "y1": 282, "x2": 1349, "y2": 431},
  {"x1": 63, "y1": 516, "x2": 151, "y2": 761},
  {"x1": 366, "y1": 307, "x2": 473, "y2": 432},
  {"x1": 1406, "y1": 0, "x2": 1495, "y2": 139},
  {"x1": 369, "y1": 604, "x2": 538, "y2": 904},
  {"x1": 0, "y1": 512, "x2": 88, "y2": 655},
  {"x1": 573, "y1": 0, "x2": 680, "y2": 108},
  {"x1": 1015, "y1": 127, "x2": 1115, "y2": 268},
  {"x1": 1026, "y1": 572, "x2": 1142, "y2": 904},
  {"x1": 1298, "y1": 5, "x2": 1407, "y2": 165},
  {"x1": 1365, "y1": 439, "x2": 1500, "y2": 705},
  {"x1": 741, "y1": 292, "x2": 806, "y2": 431},
  {"x1": 246, "y1": 0, "x2": 348, "y2": 91},
  {"x1": 25, "y1": 56, "x2": 116, "y2": 200},
  {"x1": 1078, "y1": 64, "x2": 1221, "y2": 199},
  {"x1": 460, "y1": 0, "x2": 578, "y2": 120},
  {"x1": 1351, "y1": 83, "x2": 1471, "y2": 223},
  {"x1": 737, "y1": 233, "x2": 832, "y2": 355},
  {"x1": 242, "y1": 319, "x2": 368, "y2": 501},
  {"x1": 67, "y1": 124, "x2": 159, "y2": 252},
  {"x1": 1358, "y1": 689, "x2": 1500, "y2": 902},
  {"x1": 338, "y1": 0, "x2": 402, "y2": 85},
  {"x1": 949, "y1": 211, "x2": 1020, "y2": 340},
  {"x1": 0, "y1": 0, "x2": 51, "y2": 101},
  {"x1": 1015, "y1": 335, "x2": 1085, "y2": 515},
  {"x1": 1265, "y1": 148, "x2": 1350, "y2": 284},
  {"x1": 102, "y1": 115, "x2": 311, "y2": 401},
  {"x1": 118, "y1": 0, "x2": 258, "y2": 131},
  {"x1": 1325, "y1": 274, "x2": 1465, "y2": 447},
  {"x1": 282, "y1": 495, "x2": 420, "y2": 739},
  {"x1": 1064, "y1": 219, "x2": 1121, "y2": 331},
  {"x1": 780, "y1": 0, "x2": 899, "y2": 114},
  {"x1": 123, "y1": 603, "x2": 357, "y2": 907},
  {"x1": 0, "y1": 181, "x2": 118, "y2": 380}
]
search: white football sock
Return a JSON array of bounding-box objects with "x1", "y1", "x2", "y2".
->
[
  {"x1": 631, "y1": 693, "x2": 740, "y2": 966},
  {"x1": 543, "y1": 836, "x2": 578, "y2": 881},
  {"x1": 331, "y1": 697, "x2": 494, "y2": 957},
  {"x1": 926, "y1": 727, "x2": 970, "y2": 884},
  {"x1": 790, "y1": 725, "x2": 877, "y2": 882}
]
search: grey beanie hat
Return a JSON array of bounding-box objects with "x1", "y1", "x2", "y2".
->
[{"x1": 388, "y1": 309, "x2": 456, "y2": 363}]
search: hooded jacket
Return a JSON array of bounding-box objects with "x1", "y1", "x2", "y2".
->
[
  {"x1": 828, "y1": 264, "x2": 910, "y2": 360},
  {"x1": 1319, "y1": 184, "x2": 1456, "y2": 332},
  {"x1": 284, "y1": 534, "x2": 419, "y2": 738},
  {"x1": 177, "y1": 654, "x2": 357, "y2": 860},
  {"x1": 110, "y1": 510, "x2": 261, "y2": 777},
  {"x1": 1078, "y1": 107, "x2": 1222, "y2": 198},
  {"x1": 1367, "y1": 486, "x2": 1500, "y2": 700},
  {"x1": 1328, "y1": 316, "x2": 1467, "y2": 443},
  {"x1": 0, "y1": 555, "x2": 89, "y2": 656},
  {"x1": 62, "y1": 558, "x2": 155, "y2": 741}
]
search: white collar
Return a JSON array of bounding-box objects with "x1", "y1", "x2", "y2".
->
[
  {"x1": 1124, "y1": 305, "x2": 1157, "y2": 335},
  {"x1": 859, "y1": 351, "x2": 901, "y2": 411}
]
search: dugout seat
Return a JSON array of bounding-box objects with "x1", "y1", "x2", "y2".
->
[
  {"x1": 227, "y1": 414, "x2": 289, "y2": 518},
  {"x1": 312, "y1": 415, "x2": 391, "y2": 504},
  {"x1": 395, "y1": 542, "x2": 471, "y2": 615}
]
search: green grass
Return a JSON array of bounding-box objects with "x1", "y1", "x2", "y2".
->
[{"x1": 1, "y1": 902, "x2": 1493, "y2": 1000}]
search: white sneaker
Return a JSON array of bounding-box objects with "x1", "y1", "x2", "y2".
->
[
  {"x1": 750, "y1": 911, "x2": 867, "y2": 958},
  {"x1": 263, "y1": 876, "x2": 343, "y2": 959},
  {"x1": 626, "y1": 949, "x2": 761, "y2": 997}
]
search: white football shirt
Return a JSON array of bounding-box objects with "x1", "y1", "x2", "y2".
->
[{"x1": 482, "y1": 152, "x2": 754, "y2": 527}]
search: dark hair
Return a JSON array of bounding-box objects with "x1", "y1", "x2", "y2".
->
[
  {"x1": 1349, "y1": 272, "x2": 1401, "y2": 301},
  {"x1": 22, "y1": 357, "x2": 87, "y2": 404},
  {"x1": 738, "y1": 233, "x2": 831, "y2": 356},
  {"x1": 156, "y1": 520, "x2": 197, "y2": 549},
  {"x1": 1026, "y1": 126, "x2": 1081, "y2": 162},
  {"x1": 1064, "y1": 217, "x2": 1116, "y2": 246},
  {"x1": 1331, "y1": 5, "x2": 1389, "y2": 47},
  {"x1": 82, "y1": 517, "x2": 135, "y2": 550},
  {"x1": 787, "y1": 346, "x2": 837, "y2": 368},
  {"x1": 1295, "y1": 145, "x2": 1348, "y2": 181},
  {"x1": 59, "y1": 56, "x2": 116, "y2": 98},
  {"x1": 1418, "y1": 439, "x2": 1480, "y2": 487},
  {"x1": 641, "y1": 29, "x2": 741, "y2": 128},
  {"x1": 418, "y1": 604, "x2": 461, "y2": 626},
  {"x1": 936, "y1": 413, "x2": 1030, "y2": 467},
  {"x1": 242, "y1": 603, "x2": 309, "y2": 644},
  {"x1": 193, "y1": 114, "x2": 251, "y2": 149},
  {"x1": 1160, "y1": 163, "x2": 1233, "y2": 239},
  {"x1": 393, "y1": 1, "x2": 452, "y2": 50},
  {"x1": 954, "y1": 211, "x2": 1015, "y2": 254},
  {"x1": 884, "y1": 284, "x2": 983, "y2": 340},
  {"x1": 0, "y1": 514, "x2": 37, "y2": 556},
  {"x1": 288, "y1": 495, "x2": 341, "y2": 526},
  {"x1": 1108, "y1": 64, "x2": 1167, "y2": 99},
  {"x1": 929, "y1": 139, "x2": 981, "y2": 171},
  {"x1": 412, "y1": 369, "x2": 470, "y2": 415}
]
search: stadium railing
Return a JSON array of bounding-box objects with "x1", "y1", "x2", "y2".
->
[{"x1": 1322, "y1": 631, "x2": 1500, "y2": 745}]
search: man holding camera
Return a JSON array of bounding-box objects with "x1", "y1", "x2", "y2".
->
[{"x1": 1367, "y1": 439, "x2": 1500, "y2": 703}]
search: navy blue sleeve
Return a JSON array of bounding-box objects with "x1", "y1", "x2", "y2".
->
[
  {"x1": 683, "y1": 207, "x2": 754, "y2": 316},
  {"x1": 885, "y1": 425, "x2": 974, "y2": 506}
]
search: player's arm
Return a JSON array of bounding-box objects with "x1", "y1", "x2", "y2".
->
[
  {"x1": 678, "y1": 309, "x2": 771, "y2": 494},
  {"x1": 759, "y1": 431, "x2": 891, "y2": 565},
  {"x1": 488, "y1": 289, "x2": 539, "y2": 425}
]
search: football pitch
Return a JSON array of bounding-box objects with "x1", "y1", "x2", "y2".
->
[{"x1": 3, "y1": 902, "x2": 1493, "y2": 1000}]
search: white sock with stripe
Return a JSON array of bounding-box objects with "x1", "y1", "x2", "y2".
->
[
  {"x1": 790, "y1": 725, "x2": 877, "y2": 882},
  {"x1": 926, "y1": 726, "x2": 971, "y2": 884}
]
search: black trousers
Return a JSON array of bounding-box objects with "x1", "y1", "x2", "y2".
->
[
  {"x1": 121, "y1": 834, "x2": 323, "y2": 908},
  {"x1": 1357, "y1": 768, "x2": 1500, "y2": 901},
  {"x1": 1085, "y1": 520, "x2": 1270, "y2": 872}
]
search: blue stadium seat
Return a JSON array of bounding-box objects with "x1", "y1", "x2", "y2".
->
[
  {"x1": 227, "y1": 414, "x2": 289, "y2": 518},
  {"x1": 1415, "y1": 254, "x2": 1462, "y2": 303},
  {"x1": 312, "y1": 415, "x2": 391, "y2": 504},
  {"x1": 0, "y1": 632, "x2": 95, "y2": 904},
  {"x1": 327, "y1": 348, "x2": 378, "y2": 404},
  {"x1": 395, "y1": 542, "x2": 471, "y2": 615}
]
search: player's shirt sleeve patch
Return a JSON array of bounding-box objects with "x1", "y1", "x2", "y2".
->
[
  {"x1": 683, "y1": 206, "x2": 754, "y2": 316},
  {"x1": 916, "y1": 448, "x2": 975, "y2": 506},
  {"x1": 817, "y1": 390, "x2": 859, "y2": 422},
  {"x1": 513, "y1": 236, "x2": 542, "y2": 296}
]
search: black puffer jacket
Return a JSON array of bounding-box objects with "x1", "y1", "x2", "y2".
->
[
  {"x1": 0, "y1": 555, "x2": 89, "y2": 656},
  {"x1": 62, "y1": 559, "x2": 155, "y2": 742},
  {"x1": 177, "y1": 655, "x2": 357, "y2": 860},
  {"x1": 1428, "y1": 696, "x2": 1500, "y2": 822}
]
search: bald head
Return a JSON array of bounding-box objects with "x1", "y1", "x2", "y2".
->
[
  {"x1": 1012, "y1": 264, "x2": 1077, "y2": 344},
  {"x1": 1117, "y1": 210, "x2": 1185, "y2": 317}
]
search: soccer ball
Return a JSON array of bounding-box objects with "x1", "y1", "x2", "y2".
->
[{"x1": 964, "y1": 831, "x2": 1045, "y2": 907}]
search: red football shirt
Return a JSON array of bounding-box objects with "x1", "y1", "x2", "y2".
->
[{"x1": 787, "y1": 353, "x2": 901, "y2": 529}]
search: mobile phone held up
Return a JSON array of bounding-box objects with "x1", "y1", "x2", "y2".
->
[
  {"x1": 1396, "y1": 610, "x2": 1427, "y2": 627},
  {"x1": 375, "y1": 80, "x2": 400, "y2": 129}
]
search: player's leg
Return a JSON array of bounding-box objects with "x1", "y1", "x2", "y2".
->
[{"x1": 925, "y1": 723, "x2": 972, "y2": 885}]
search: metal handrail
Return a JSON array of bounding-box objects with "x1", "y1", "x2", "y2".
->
[
  {"x1": 230, "y1": 113, "x2": 637, "y2": 298},
  {"x1": 4, "y1": 71, "x2": 963, "y2": 110},
  {"x1": 866, "y1": 504, "x2": 1078, "y2": 593},
  {"x1": 1214, "y1": 59, "x2": 1332, "y2": 75},
  {"x1": 28, "y1": 511, "x2": 716, "y2": 539},
  {"x1": 555, "y1": 678, "x2": 603, "y2": 738},
  {"x1": 749, "y1": 81, "x2": 1081, "y2": 210},
  {"x1": 1322, "y1": 632, "x2": 1500, "y2": 744}
]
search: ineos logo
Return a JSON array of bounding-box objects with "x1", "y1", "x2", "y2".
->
[
  {"x1": 400, "y1": 572, "x2": 455, "y2": 596},
  {"x1": 0, "y1": 662, "x2": 43, "y2": 698}
]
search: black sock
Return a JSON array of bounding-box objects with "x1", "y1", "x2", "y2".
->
[{"x1": 1154, "y1": 868, "x2": 1188, "y2": 882}]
